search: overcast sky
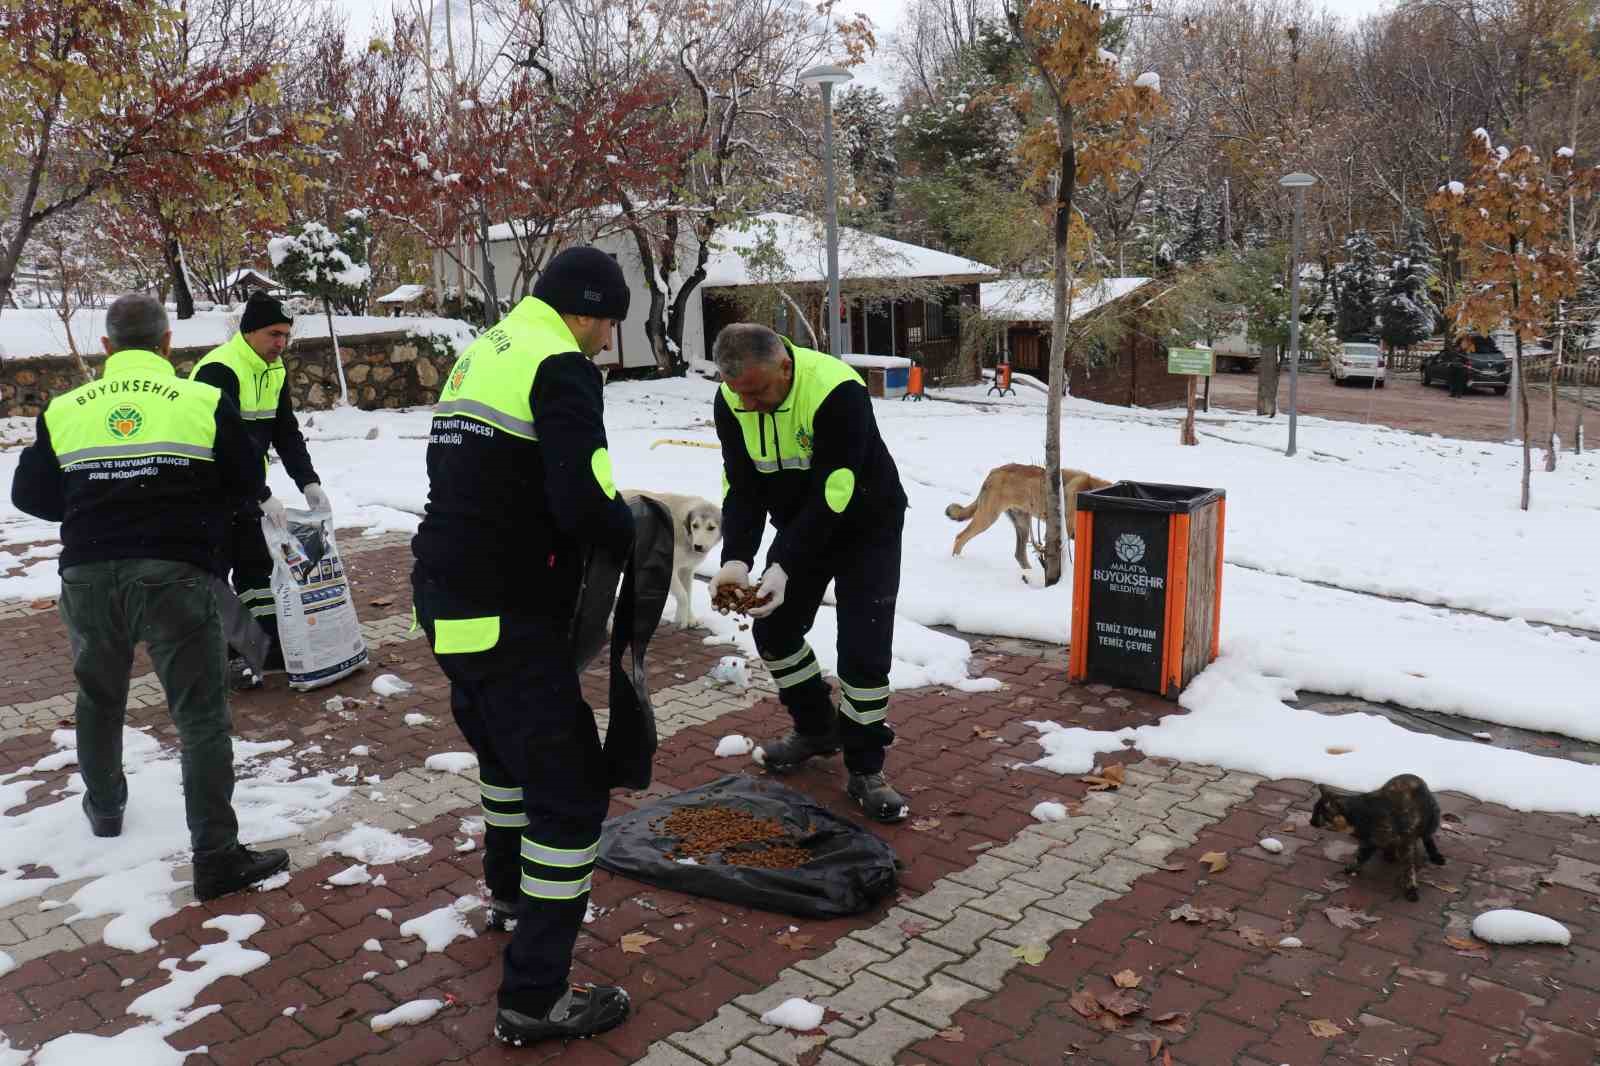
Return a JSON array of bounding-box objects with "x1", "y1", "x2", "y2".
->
[{"x1": 332, "y1": 0, "x2": 1400, "y2": 91}]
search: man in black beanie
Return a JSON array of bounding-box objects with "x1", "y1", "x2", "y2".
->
[
  {"x1": 191, "y1": 291, "x2": 327, "y2": 689},
  {"x1": 411, "y1": 246, "x2": 637, "y2": 1046}
]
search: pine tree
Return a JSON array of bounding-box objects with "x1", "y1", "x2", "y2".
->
[
  {"x1": 1333, "y1": 229, "x2": 1384, "y2": 340},
  {"x1": 1379, "y1": 218, "x2": 1436, "y2": 351},
  {"x1": 1174, "y1": 190, "x2": 1217, "y2": 264},
  {"x1": 268, "y1": 211, "x2": 372, "y2": 406}
]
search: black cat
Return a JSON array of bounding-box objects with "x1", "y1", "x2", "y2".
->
[{"x1": 1310, "y1": 774, "x2": 1445, "y2": 901}]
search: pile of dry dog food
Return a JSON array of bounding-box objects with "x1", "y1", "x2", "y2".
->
[
  {"x1": 712, "y1": 584, "x2": 773, "y2": 616},
  {"x1": 656, "y1": 804, "x2": 813, "y2": 869}
]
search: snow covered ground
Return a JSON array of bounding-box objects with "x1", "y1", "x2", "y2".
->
[{"x1": 5, "y1": 372, "x2": 1600, "y2": 813}]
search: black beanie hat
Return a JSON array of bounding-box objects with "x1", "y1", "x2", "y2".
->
[
  {"x1": 534, "y1": 246, "x2": 630, "y2": 321},
  {"x1": 240, "y1": 291, "x2": 293, "y2": 334}
]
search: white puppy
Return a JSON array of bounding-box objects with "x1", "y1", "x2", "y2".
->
[{"x1": 622, "y1": 490, "x2": 723, "y2": 628}]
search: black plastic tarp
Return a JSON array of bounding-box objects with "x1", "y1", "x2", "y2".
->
[
  {"x1": 1076, "y1": 480, "x2": 1224, "y2": 514},
  {"x1": 597, "y1": 774, "x2": 899, "y2": 918}
]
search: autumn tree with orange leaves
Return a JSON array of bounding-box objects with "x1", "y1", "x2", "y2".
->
[
  {"x1": 1001, "y1": 0, "x2": 1163, "y2": 586},
  {"x1": 1429, "y1": 130, "x2": 1598, "y2": 511}
]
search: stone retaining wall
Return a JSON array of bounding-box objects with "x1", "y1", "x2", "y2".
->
[{"x1": 0, "y1": 331, "x2": 458, "y2": 418}]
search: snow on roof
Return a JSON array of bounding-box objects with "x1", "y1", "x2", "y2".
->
[
  {"x1": 376, "y1": 284, "x2": 430, "y2": 304},
  {"x1": 702, "y1": 212, "x2": 998, "y2": 288},
  {"x1": 980, "y1": 276, "x2": 1152, "y2": 323},
  {"x1": 223, "y1": 267, "x2": 279, "y2": 288},
  {"x1": 842, "y1": 353, "x2": 913, "y2": 369},
  {"x1": 0, "y1": 308, "x2": 474, "y2": 360}
]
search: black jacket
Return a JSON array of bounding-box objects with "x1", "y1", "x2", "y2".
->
[
  {"x1": 716, "y1": 373, "x2": 907, "y2": 574},
  {"x1": 11, "y1": 364, "x2": 265, "y2": 575},
  {"x1": 193, "y1": 361, "x2": 319, "y2": 499},
  {"x1": 411, "y1": 352, "x2": 634, "y2": 623}
]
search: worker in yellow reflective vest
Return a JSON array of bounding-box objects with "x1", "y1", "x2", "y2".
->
[
  {"x1": 410, "y1": 247, "x2": 636, "y2": 1046},
  {"x1": 190, "y1": 292, "x2": 327, "y2": 689},
  {"x1": 709, "y1": 324, "x2": 912, "y2": 823},
  {"x1": 10, "y1": 294, "x2": 291, "y2": 899}
]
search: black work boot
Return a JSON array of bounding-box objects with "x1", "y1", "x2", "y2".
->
[
  {"x1": 756, "y1": 729, "x2": 840, "y2": 773},
  {"x1": 194, "y1": 844, "x2": 290, "y2": 901},
  {"x1": 82, "y1": 793, "x2": 123, "y2": 838},
  {"x1": 848, "y1": 772, "x2": 911, "y2": 823},
  {"x1": 493, "y1": 984, "x2": 631, "y2": 1046},
  {"x1": 485, "y1": 898, "x2": 518, "y2": 932}
]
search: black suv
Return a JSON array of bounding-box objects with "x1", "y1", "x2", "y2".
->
[{"x1": 1421, "y1": 334, "x2": 1511, "y2": 395}]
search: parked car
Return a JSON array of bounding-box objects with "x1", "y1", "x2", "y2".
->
[
  {"x1": 1421, "y1": 335, "x2": 1511, "y2": 395},
  {"x1": 1330, "y1": 341, "x2": 1387, "y2": 387}
]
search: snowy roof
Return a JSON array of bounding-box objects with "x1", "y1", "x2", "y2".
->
[
  {"x1": 223, "y1": 267, "x2": 279, "y2": 289},
  {"x1": 376, "y1": 284, "x2": 431, "y2": 304},
  {"x1": 980, "y1": 277, "x2": 1153, "y2": 323},
  {"x1": 702, "y1": 213, "x2": 998, "y2": 288}
]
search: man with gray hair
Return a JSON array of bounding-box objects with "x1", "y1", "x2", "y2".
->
[
  {"x1": 10, "y1": 294, "x2": 292, "y2": 900},
  {"x1": 709, "y1": 323, "x2": 911, "y2": 822}
]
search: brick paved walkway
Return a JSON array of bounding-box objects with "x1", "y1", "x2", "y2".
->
[{"x1": 2, "y1": 537, "x2": 1597, "y2": 1065}]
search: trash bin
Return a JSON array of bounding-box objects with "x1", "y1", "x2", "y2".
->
[{"x1": 1068, "y1": 481, "x2": 1225, "y2": 699}]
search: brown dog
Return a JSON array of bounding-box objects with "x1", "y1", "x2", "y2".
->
[{"x1": 945, "y1": 464, "x2": 1112, "y2": 569}]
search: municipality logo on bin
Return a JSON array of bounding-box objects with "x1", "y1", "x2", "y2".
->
[
  {"x1": 1114, "y1": 532, "x2": 1146, "y2": 565},
  {"x1": 106, "y1": 404, "x2": 144, "y2": 440}
]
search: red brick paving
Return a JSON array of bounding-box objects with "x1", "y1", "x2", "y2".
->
[{"x1": 905, "y1": 778, "x2": 1600, "y2": 1066}]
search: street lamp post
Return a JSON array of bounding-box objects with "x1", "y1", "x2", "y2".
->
[
  {"x1": 1279, "y1": 171, "x2": 1317, "y2": 457},
  {"x1": 801, "y1": 63, "x2": 854, "y2": 357}
]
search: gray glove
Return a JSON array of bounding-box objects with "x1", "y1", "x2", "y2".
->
[
  {"x1": 303, "y1": 482, "x2": 331, "y2": 514},
  {"x1": 260, "y1": 494, "x2": 288, "y2": 530}
]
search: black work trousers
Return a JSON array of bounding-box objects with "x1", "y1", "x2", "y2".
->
[
  {"x1": 752, "y1": 511, "x2": 903, "y2": 774},
  {"x1": 225, "y1": 509, "x2": 280, "y2": 667},
  {"x1": 412, "y1": 568, "x2": 609, "y2": 1017}
]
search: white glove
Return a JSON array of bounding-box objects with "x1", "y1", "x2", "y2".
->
[
  {"x1": 303, "y1": 482, "x2": 331, "y2": 514},
  {"x1": 259, "y1": 494, "x2": 287, "y2": 531},
  {"x1": 710, "y1": 560, "x2": 750, "y2": 599},
  {"x1": 747, "y1": 564, "x2": 788, "y2": 618}
]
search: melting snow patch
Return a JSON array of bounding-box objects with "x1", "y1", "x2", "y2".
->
[
  {"x1": 372, "y1": 674, "x2": 413, "y2": 698},
  {"x1": 1279, "y1": 936, "x2": 1303, "y2": 949},
  {"x1": 1024, "y1": 720, "x2": 1136, "y2": 776},
  {"x1": 349, "y1": 745, "x2": 371, "y2": 757},
  {"x1": 326, "y1": 863, "x2": 372, "y2": 887},
  {"x1": 25, "y1": 1008, "x2": 220, "y2": 1066},
  {"x1": 424, "y1": 752, "x2": 478, "y2": 775},
  {"x1": 363, "y1": 938, "x2": 383, "y2": 952},
  {"x1": 1471, "y1": 909, "x2": 1571, "y2": 946},
  {"x1": 398, "y1": 897, "x2": 480, "y2": 952},
  {"x1": 371, "y1": 998, "x2": 445, "y2": 1032},
  {"x1": 714, "y1": 735, "x2": 754, "y2": 757},
  {"x1": 402, "y1": 713, "x2": 431, "y2": 727},
  {"x1": 761, "y1": 997, "x2": 824, "y2": 1031},
  {"x1": 1030, "y1": 801, "x2": 1070, "y2": 822},
  {"x1": 0, "y1": 951, "x2": 13, "y2": 978},
  {"x1": 253, "y1": 871, "x2": 292, "y2": 893},
  {"x1": 129, "y1": 914, "x2": 268, "y2": 1020},
  {"x1": 375, "y1": 908, "x2": 393, "y2": 921},
  {"x1": 709, "y1": 656, "x2": 750, "y2": 688},
  {"x1": 320, "y1": 823, "x2": 430, "y2": 865},
  {"x1": 1258, "y1": 838, "x2": 1284, "y2": 854}
]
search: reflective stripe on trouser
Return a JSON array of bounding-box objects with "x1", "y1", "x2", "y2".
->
[
  {"x1": 519, "y1": 834, "x2": 598, "y2": 900},
  {"x1": 762, "y1": 642, "x2": 821, "y2": 690},
  {"x1": 839, "y1": 676, "x2": 890, "y2": 725},
  {"x1": 480, "y1": 777, "x2": 529, "y2": 829},
  {"x1": 239, "y1": 587, "x2": 274, "y2": 619}
]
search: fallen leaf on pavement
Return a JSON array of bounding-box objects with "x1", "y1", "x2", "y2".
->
[
  {"x1": 1097, "y1": 989, "x2": 1144, "y2": 1018},
  {"x1": 1168, "y1": 904, "x2": 1234, "y2": 926},
  {"x1": 1163, "y1": 1051, "x2": 1174, "y2": 1066},
  {"x1": 936, "y1": 1026, "x2": 965, "y2": 1042},
  {"x1": 909, "y1": 817, "x2": 942, "y2": 832},
  {"x1": 1011, "y1": 943, "x2": 1048, "y2": 966},
  {"x1": 971, "y1": 726, "x2": 1000, "y2": 739},
  {"x1": 1147, "y1": 1037, "x2": 1163, "y2": 1061},
  {"x1": 1067, "y1": 989, "x2": 1103, "y2": 1020},
  {"x1": 1325, "y1": 746, "x2": 1354, "y2": 755},
  {"x1": 1199, "y1": 851, "x2": 1230, "y2": 874},
  {"x1": 1445, "y1": 935, "x2": 1487, "y2": 951},
  {"x1": 1081, "y1": 763, "x2": 1126, "y2": 791},
  {"x1": 370, "y1": 596, "x2": 395, "y2": 607},
  {"x1": 1420, "y1": 878, "x2": 1459, "y2": 894},
  {"x1": 1151, "y1": 1011, "x2": 1189, "y2": 1034},
  {"x1": 899, "y1": 919, "x2": 930, "y2": 937},
  {"x1": 775, "y1": 931, "x2": 813, "y2": 951},
  {"x1": 619, "y1": 931, "x2": 659, "y2": 954},
  {"x1": 1112, "y1": 969, "x2": 1142, "y2": 989},
  {"x1": 1236, "y1": 926, "x2": 1273, "y2": 948},
  {"x1": 28, "y1": 599, "x2": 54, "y2": 610},
  {"x1": 1324, "y1": 907, "x2": 1380, "y2": 930},
  {"x1": 1308, "y1": 1018, "x2": 1346, "y2": 1038},
  {"x1": 642, "y1": 971, "x2": 656, "y2": 984},
  {"x1": 1160, "y1": 861, "x2": 1188, "y2": 872}
]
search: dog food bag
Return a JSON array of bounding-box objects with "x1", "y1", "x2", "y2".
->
[{"x1": 262, "y1": 507, "x2": 369, "y2": 690}]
